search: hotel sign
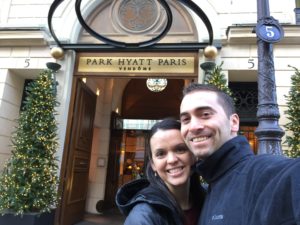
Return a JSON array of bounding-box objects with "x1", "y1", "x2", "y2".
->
[{"x1": 75, "y1": 52, "x2": 198, "y2": 78}]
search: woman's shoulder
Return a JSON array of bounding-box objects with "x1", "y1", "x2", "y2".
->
[
  {"x1": 125, "y1": 202, "x2": 182, "y2": 225},
  {"x1": 116, "y1": 179, "x2": 150, "y2": 204},
  {"x1": 124, "y1": 202, "x2": 166, "y2": 225}
]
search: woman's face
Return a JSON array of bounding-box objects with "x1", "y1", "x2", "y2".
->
[{"x1": 150, "y1": 129, "x2": 194, "y2": 192}]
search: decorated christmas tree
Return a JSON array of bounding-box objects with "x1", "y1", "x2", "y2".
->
[
  {"x1": 204, "y1": 61, "x2": 233, "y2": 97},
  {"x1": 0, "y1": 69, "x2": 59, "y2": 215},
  {"x1": 284, "y1": 66, "x2": 300, "y2": 158}
]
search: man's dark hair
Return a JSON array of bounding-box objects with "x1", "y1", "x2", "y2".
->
[{"x1": 183, "y1": 83, "x2": 236, "y2": 118}]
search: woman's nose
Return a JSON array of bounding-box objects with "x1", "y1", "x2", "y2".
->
[{"x1": 167, "y1": 152, "x2": 178, "y2": 163}]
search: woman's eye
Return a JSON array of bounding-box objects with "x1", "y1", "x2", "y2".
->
[
  {"x1": 155, "y1": 151, "x2": 166, "y2": 158},
  {"x1": 175, "y1": 145, "x2": 189, "y2": 153}
]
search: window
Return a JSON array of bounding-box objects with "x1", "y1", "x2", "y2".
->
[{"x1": 20, "y1": 79, "x2": 33, "y2": 111}]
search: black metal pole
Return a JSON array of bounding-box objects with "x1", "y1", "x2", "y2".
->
[{"x1": 255, "y1": 0, "x2": 284, "y2": 155}]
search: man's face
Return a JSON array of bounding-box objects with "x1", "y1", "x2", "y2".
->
[{"x1": 180, "y1": 91, "x2": 239, "y2": 160}]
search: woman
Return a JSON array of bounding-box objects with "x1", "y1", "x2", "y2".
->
[{"x1": 116, "y1": 118, "x2": 205, "y2": 225}]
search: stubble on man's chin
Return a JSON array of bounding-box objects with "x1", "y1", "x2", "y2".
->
[
  {"x1": 193, "y1": 149, "x2": 212, "y2": 162},
  {"x1": 192, "y1": 150, "x2": 205, "y2": 162}
]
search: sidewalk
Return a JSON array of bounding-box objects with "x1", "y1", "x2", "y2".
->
[{"x1": 74, "y1": 208, "x2": 125, "y2": 225}]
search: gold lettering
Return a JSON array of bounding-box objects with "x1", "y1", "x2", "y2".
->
[
  {"x1": 85, "y1": 58, "x2": 113, "y2": 65},
  {"x1": 107, "y1": 59, "x2": 113, "y2": 65},
  {"x1": 132, "y1": 59, "x2": 139, "y2": 66},
  {"x1": 146, "y1": 59, "x2": 152, "y2": 65},
  {"x1": 119, "y1": 59, "x2": 125, "y2": 65},
  {"x1": 157, "y1": 58, "x2": 187, "y2": 66},
  {"x1": 78, "y1": 55, "x2": 195, "y2": 75}
]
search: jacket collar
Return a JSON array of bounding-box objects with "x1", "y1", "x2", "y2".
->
[
  {"x1": 116, "y1": 178, "x2": 150, "y2": 215},
  {"x1": 116, "y1": 178, "x2": 178, "y2": 216},
  {"x1": 195, "y1": 135, "x2": 254, "y2": 183}
]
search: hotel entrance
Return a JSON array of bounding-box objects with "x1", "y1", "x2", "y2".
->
[
  {"x1": 116, "y1": 120, "x2": 161, "y2": 187},
  {"x1": 49, "y1": 0, "x2": 207, "y2": 222},
  {"x1": 116, "y1": 118, "x2": 192, "y2": 187},
  {"x1": 102, "y1": 78, "x2": 187, "y2": 210},
  {"x1": 58, "y1": 73, "x2": 260, "y2": 225},
  {"x1": 118, "y1": 128, "x2": 149, "y2": 187}
]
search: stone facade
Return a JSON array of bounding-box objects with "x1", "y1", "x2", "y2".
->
[{"x1": 0, "y1": 0, "x2": 299, "y2": 215}]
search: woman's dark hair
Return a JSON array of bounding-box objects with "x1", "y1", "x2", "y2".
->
[{"x1": 145, "y1": 118, "x2": 203, "y2": 222}]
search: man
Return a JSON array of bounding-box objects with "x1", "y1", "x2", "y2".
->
[{"x1": 180, "y1": 83, "x2": 300, "y2": 225}]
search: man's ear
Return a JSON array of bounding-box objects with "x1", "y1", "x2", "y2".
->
[{"x1": 230, "y1": 113, "x2": 240, "y2": 133}]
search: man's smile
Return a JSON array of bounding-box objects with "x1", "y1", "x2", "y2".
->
[{"x1": 191, "y1": 136, "x2": 210, "y2": 143}]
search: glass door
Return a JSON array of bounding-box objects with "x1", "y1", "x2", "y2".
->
[{"x1": 118, "y1": 130, "x2": 148, "y2": 187}]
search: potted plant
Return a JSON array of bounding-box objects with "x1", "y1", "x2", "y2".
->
[{"x1": 0, "y1": 69, "x2": 60, "y2": 225}]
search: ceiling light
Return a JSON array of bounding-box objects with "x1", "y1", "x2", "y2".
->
[{"x1": 146, "y1": 78, "x2": 167, "y2": 92}]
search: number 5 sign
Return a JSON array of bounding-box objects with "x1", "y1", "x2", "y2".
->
[{"x1": 256, "y1": 16, "x2": 284, "y2": 43}]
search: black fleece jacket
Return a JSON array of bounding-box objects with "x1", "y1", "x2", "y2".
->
[
  {"x1": 116, "y1": 179, "x2": 182, "y2": 225},
  {"x1": 196, "y1": 135, "x2": 300, "y2": 225}
]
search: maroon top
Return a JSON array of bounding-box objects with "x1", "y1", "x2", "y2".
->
[{"x1": 184, "y1": 205, "x2": 201, "y2": 225}]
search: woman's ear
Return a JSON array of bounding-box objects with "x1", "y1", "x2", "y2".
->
[{"x1": 150, "y1": 160, "x2": 156, "y2": 171}]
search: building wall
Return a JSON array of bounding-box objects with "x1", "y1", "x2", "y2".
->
[
  {"x1": 0, "y1": 69, "x2": 23, "y2": 170},
  {"x1": 0, "y1": 0, "x2": 299, "y2": 214}
]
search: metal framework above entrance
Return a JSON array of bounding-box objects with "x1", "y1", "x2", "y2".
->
[{"x1": 47, "y1": 0, "x2": 215, "y2": 52}]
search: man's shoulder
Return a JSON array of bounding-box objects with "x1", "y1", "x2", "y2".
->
[
  {"x1": 251, "y1": 153, "x2": 299, "y2": 166},
  {"x1": 244, "y1": 153, "x2": 300, "y2": 180}
]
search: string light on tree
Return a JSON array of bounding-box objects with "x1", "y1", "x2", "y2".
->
[
  {"x1": 0, "y1": 69, "x2": 59, "y2": 215},
  {"x1": 204, "y1": 61, "x2": 234, "y2": 97},
  {"x1": 284, "y1": 65, "x2": 300, "y2": 158}
]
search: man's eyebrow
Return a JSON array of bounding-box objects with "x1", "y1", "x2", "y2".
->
[
  {"x1": 196, "y1": 106, "x2": 214, "y2": 111},
  {"x1": 180, "y1": 106, "x2": 215, "y2": 118}
]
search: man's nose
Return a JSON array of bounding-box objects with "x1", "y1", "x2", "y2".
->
[{"x1": 189, "y1": 117, "x2": 204, "y2": 132}]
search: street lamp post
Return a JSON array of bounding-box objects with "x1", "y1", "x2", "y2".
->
[{"x1": 255, "y1": 0, "x2": 284, "y2": 155}]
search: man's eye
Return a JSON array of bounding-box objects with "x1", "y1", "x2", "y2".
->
[{"x1": 202, "y1": 111, "x2": 212, "y2": 118}]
